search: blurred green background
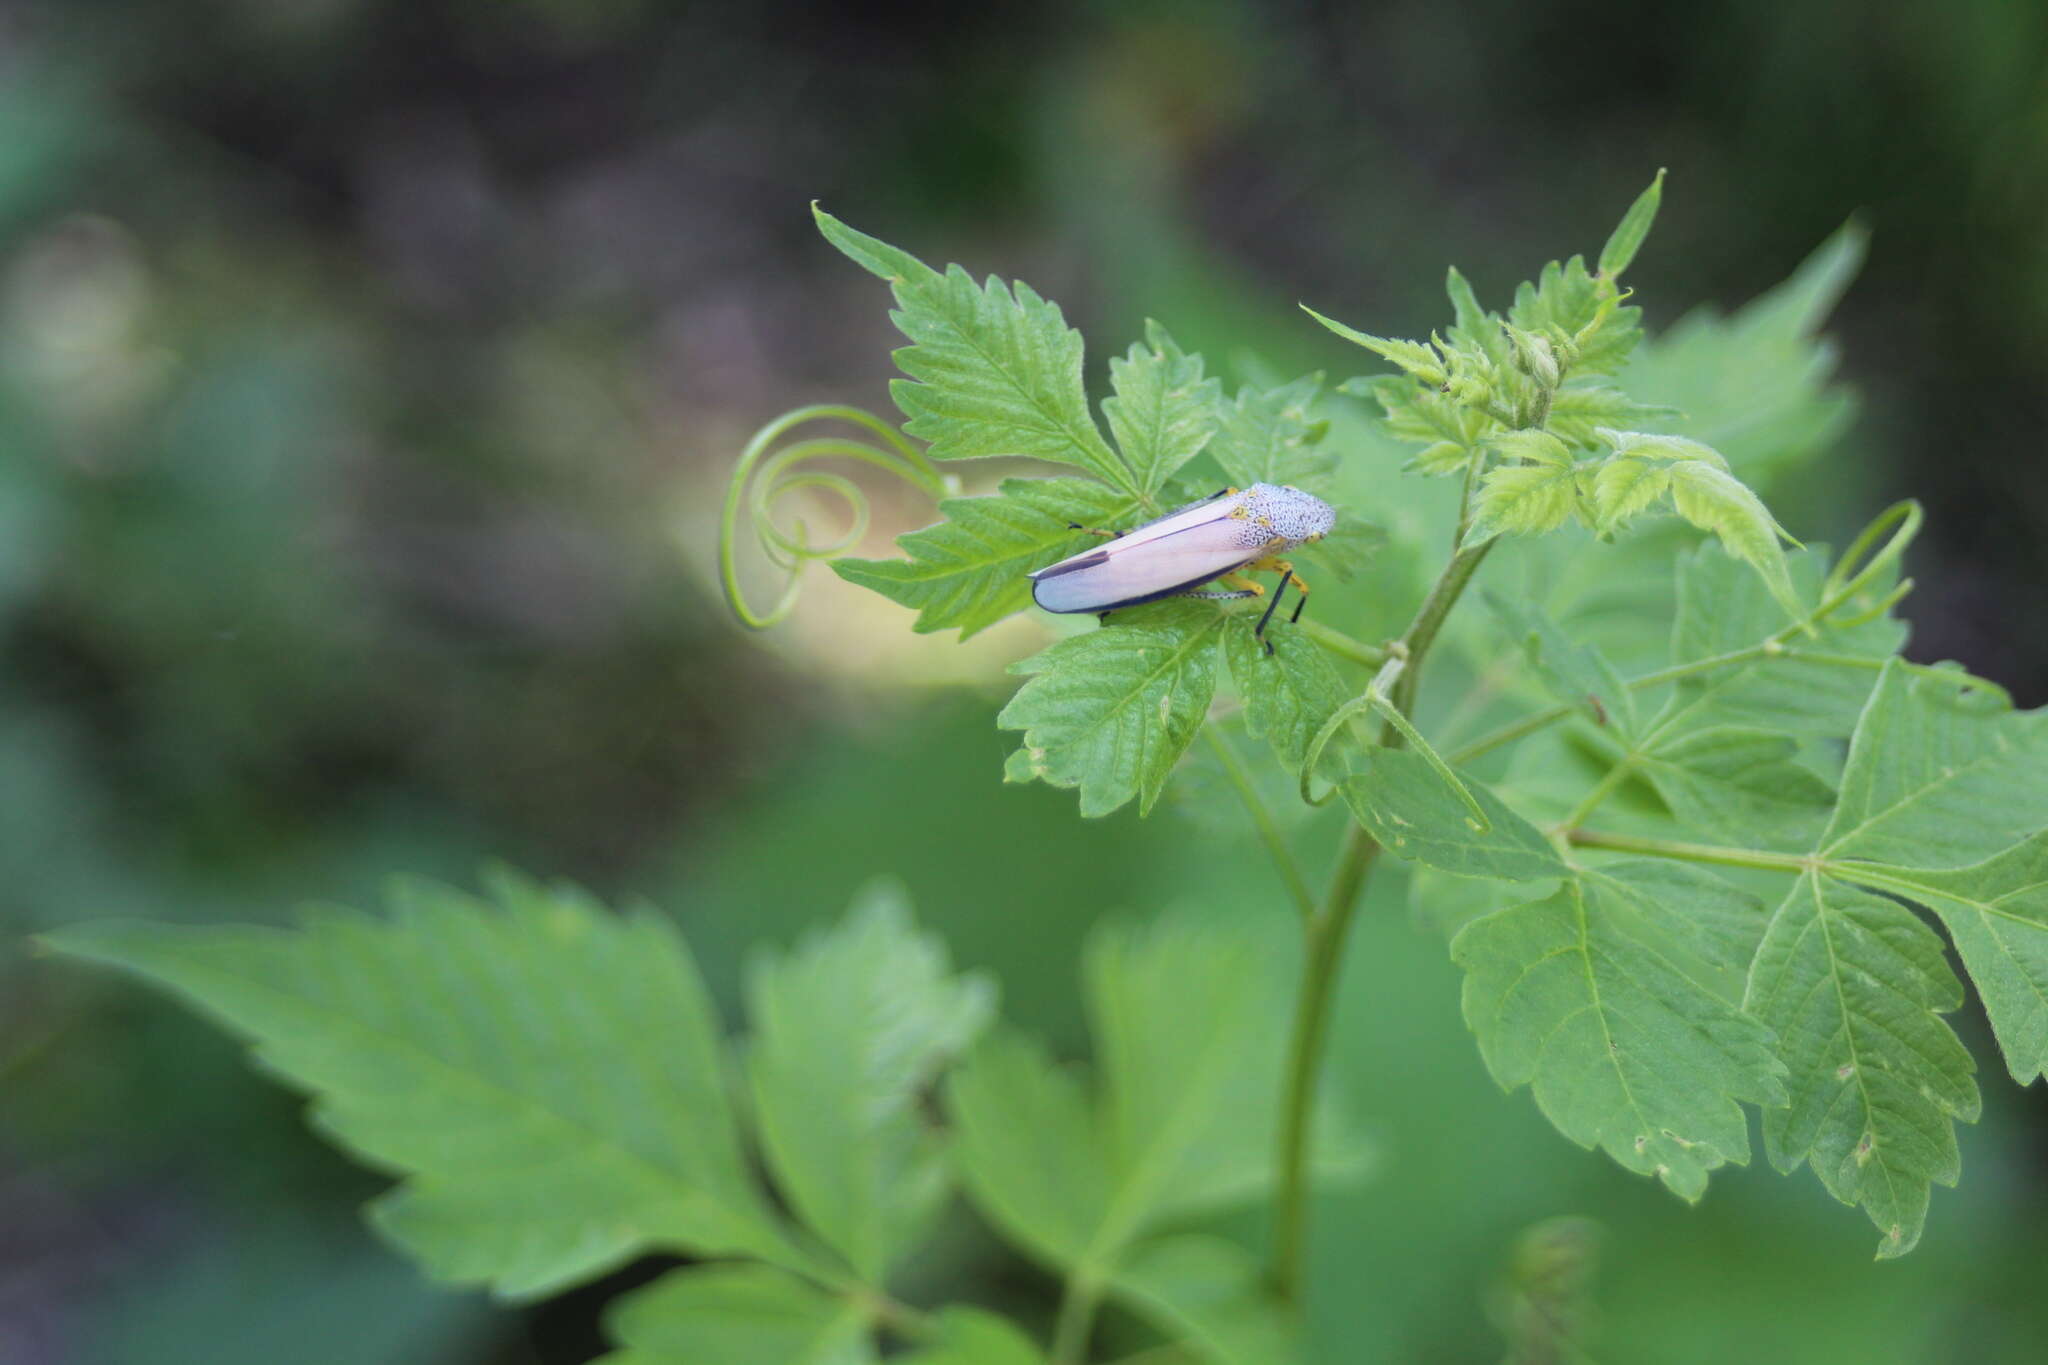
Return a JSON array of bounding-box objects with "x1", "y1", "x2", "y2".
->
[{"x1": 7, "y1": 1, "x2": 2048, "y2": 1361}]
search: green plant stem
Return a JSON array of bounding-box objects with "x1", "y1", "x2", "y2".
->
[
  {"x1": 1447, "y1": 643, "x2": 2010, "y2": 766},
  {"x1": 1203, "y1": 728, "x2": 1317, "y2": 920},
  {"x1": 1566, "y1": 827, "x2": 1811, "y2": 874},
  {"x1": 1269, "y1": 536, "x2": 1498, "y2": 1303},
  {"x1": 1556, "y1": 756, "x2": 1637, "y2": 833},
  {"x1": 1298, "y1": 619, "x2": 1389, "y2": 669},
  {"x1": 1051, "y1": 1273, "x2": 1105, "y2": 1365}
]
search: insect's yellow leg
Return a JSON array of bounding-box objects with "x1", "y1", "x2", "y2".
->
[{"x1": 1287, "y1": 570, "x2": 1311, "y2": 623}]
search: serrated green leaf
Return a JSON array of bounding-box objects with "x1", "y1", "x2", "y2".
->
[
  {"x1": 1486, "y1": 592, "x2": 1637, "y2": 736},
  {"x1": 1493, "y1": 429, "x2": 1572, "y2": 467},
  {"x1": 898, "y1": 1307, "x2": 1047, "y2": 1365},
  {"x1": 834, "y1": 478, "x2": 1137, "y2": 638},
  {"x1": 1106, "y1": 322, "x2": 1223, "y2": 495},
  {"x1": 1636, "y1": 726, "x2": 1835, "y2": 850},
  {"x1": 1545, "y1": 386, "x2": 1678, "y2": 447},
  {"x1": 1455, "y1": 861, "x2": 1785, "y2": 1199},
  {"x1": 1745, "y1": 872, "x2": 1978, "y2": 1258},
  {"x1": 43, "y1": 873, "x2": 808, "y2": 1299},
  {"x1": 1341, "y1": 748, "x2": 1569, "y2": 881},
  {"x1": 1444, "y1": 264, "x2": 1509, "y2": 367},
  {"x1": 1510, "y1": 255, "x2": 1640, "y2": 376},
  {"x1": 813, "y1": 207, "x2": 1132, "y2": 490},
  {"x1": 746, "y1": 883, "x2": 995, "y2": 1284},
  {"x1": 1472, "y1": 462, "x2": 1583, "y2": 539},
  {"x1": 1860, "y1": 836, "x2": 2048, "y2": 1091},
  {"x1": 1598, "y1": 168, "x2": 1665, "y2": 278},
  {"x1": 1588, "y1": 457, "x2": 1670, "y2": 529},
  {"x1": 998, "y1": 601, "x2": 1227, "y2": 817},
  {"x1": 1665, "y1": 460, "x2": 1801, "y2": 621},
  {"x1": 597, "y1": 1264, "x2": 873, "y2": 1365},
  {"x1": 945, "y1": 1028, "x2": 1111, "y2": 1268},
  {"x1": 1352, "y1": 373, "x2": 1493, "y2": 459},
  {"x1": 947, "y1": 916, "x2": 1366, "y2": 1284},
  {"x1": 1208, "y1": 374, "x2": 1335, "y2": 490},
  {"x1": 1820, "y1": 659, "x2": 2048, "y2": 867},
  {"x1": 1224, "y1": 616, "x2": 1348, "y2": 773},
  {"x1": 1596, "y1": 428, "x2": 1729, "y2": 469},
  {"x1": 1301, "y1": 306, "x2": 1445, "y2": 384},
  {"x1": 1110, "y1": 1236, "x2": 1297, "y2": 1365}
]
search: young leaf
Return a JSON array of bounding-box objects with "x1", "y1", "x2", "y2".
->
[
  {"x1": 1348, "y1": 373, "x2": 1492, "y2": 461},
  {"x1": 1471, "y1": 462, "x2": 1583, "y2": 539},
  {"x1": 1598, "y1": 168, "x2": 1665, "y2": 279},
  {"x1": 1588, "y1": 457, "x2": 1669, "y2": 529},
  {"x1": 598, "y1": 1264, "x2": 873, "y2": 1365},
  {"x1": 1105, "y1": 321, "x2": 1223, "y2": 495},
  {"x1": 1492, "y1": 429, "x2": 1572, "y2": 467},
  {"x1": 898, "y1": 1307, "x2": 1048, "y2": 1365},
  {"x1": 1745, "y1": 873, "x2": 1978, "y2": 1258},
  {"x1": 813, "y1": 207, "x2": 1133, "y2": 491},
  {"x1": 1664, "y1": 461, "x2": 1802, "y2": 621},
  {"x1": 1545, "y1": 386, "x2": 1677, "y2": 447},
  {"x1": 1224, "y1": 616, "x2": 1349, "y2": 773},
  {"x1": 1455, "y1": 861, "x2": 1786, "y2": 1199},
  {"x1": 998, "y1": 600, "x2": 1227, "y2": 817},
  {"x1": 834, "y1": 478, "x2": 1138, "y2": 638},
  {"x1": 1207, "y1": 373, "x2": 1336, "y2": 491},
  {"x1": 42, "y1": 873, "x2": 809, "y2": 1299},
  {"x1": 1509, "y1": 256, "x2": 1641, "y2": 376},
  {"x1": 1300, "y1": 307, "x2": 1446, "y2": 385},
  {"x1": 1110, "y1": 1236, "x2": 1297, "y2": 1365},
  {"x1": 1341, "y1": 748, "x2": 1569, "y2": 881},
  {"x1": 746, "y1": 882, "x2": 995, "y2": 1284}
]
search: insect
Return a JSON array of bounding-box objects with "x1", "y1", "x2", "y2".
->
[{"x1": 1028, "y1": 483, "x2": 1336, "y2": 652}]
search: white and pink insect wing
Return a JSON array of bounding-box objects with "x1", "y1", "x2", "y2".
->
[{"x1": 1029, "y1": 511, "x2": 1268, "y2": 613}]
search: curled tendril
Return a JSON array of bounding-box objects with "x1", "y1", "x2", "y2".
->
[
  {"x1": 1813, "y1": 499, "x2": 1921, "y2": 627},
  {"x1": 719, "y1": 405, "x2": 947, "y2": 629}
]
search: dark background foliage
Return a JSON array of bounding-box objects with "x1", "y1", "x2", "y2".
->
[{"x1": 6, "y1": 2, "x2": 2047, "y2": 1361}]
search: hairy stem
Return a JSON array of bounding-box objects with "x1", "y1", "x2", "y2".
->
[
  {"x1": 1298, "y1": 619, "x2": 1390, "y2": 670},
  {"x1": 1203, "y1": 727, "x2": 1318, "y2": 920},
  {"x1": 1269, "y1": 536, "x2": 1498, "y2": 1303}
]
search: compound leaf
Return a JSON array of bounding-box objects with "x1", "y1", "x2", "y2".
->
[
  {"x1": 1106, "y1": 321, "x2": 1223, "y2": 495},
  {"x1": 815, "y1": 207, "x2": 1133, "y2": 490},
  {"x1": 1745, "y1": 872, "x2": 1978, "y2": 1258},
  {"x1": 598, "y1": 1264, "x2": 873, "y2": 1365},
  {"x1": 1207, "y1": 373, "x2": 1336, "y2": 491},
  {"x1": 834, "y1": 478, "x2": 1137, "y2": 638},
  {"x1": 1454, "y1": 862, "x2": 1785, "y2": 1199},
  {"x1": 1224, "y1": 615, "x2": 1348, "y2": 774},
  {"x1": 999, "y1": 600, "x2": 1227, "y2": 817},
  {"x1": 1111, "y1": 1236, "x2": 1296, "y2": 1365},
  {"x1": 1342, "y1": 749, "x2": 1569, "y2": 882},
  {"x1": 746, "y1": 881, "x2": 995, "y2": 1284},
  {"x1": 1869, "y1": 834, "x2": 2048, "y2": 1085},
  {"x1": 899, "y1": 1307, "x2": 1048, "y2": 1365},
  {"x1": 1821, "y1": 659, "x2": 2048, "y2": 868},
  {"x1": 44, "y1": 872, "x2": 808, "y2": 1299}
]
